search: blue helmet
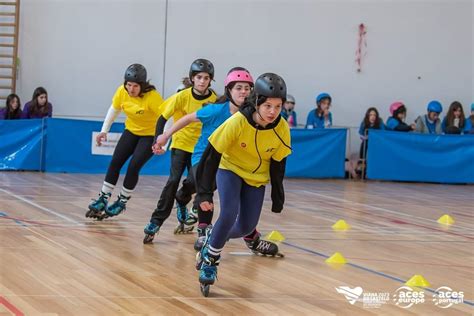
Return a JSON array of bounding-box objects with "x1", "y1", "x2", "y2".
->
[
  {"x1": 316, "y1": 92, "x2": 331, "y2": 104},
  {"x1": 427, "y1": 100, "x2": 442, "y2": 113}
]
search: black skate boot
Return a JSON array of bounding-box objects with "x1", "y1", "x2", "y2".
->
[{"x1": 244, "y1": 231, "x2": 284, "y2": 257}]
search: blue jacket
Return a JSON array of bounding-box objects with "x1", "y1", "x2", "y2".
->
[
  {"x1": 358, "y1": 118, "x2": 385, "y2": 138},
  {"x1": 281, "y1": 110, "x2": 297, "y2": 127},
  {"x1": 386, "y1": 117, "x2": 412, "y2": 132},
  {"x1": 469, "y1": 116, "x2": 474, "y2": 134},
  {"x1": 441, "y1": 116, "x2": 472, "y2": 134},
  {"x1": 306, "y1": 109, "x2": 332, "y2": 129}
]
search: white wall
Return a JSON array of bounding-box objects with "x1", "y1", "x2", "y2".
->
[
  {"x1": 17, "y1": 0, "x2": 473, "y2": 129},
  {"x1": 18, "y1": 0, "x2": 167, "y2": 119},
  {"x1": 472, "y1": 0, "x2": 474, "y2": 102}
]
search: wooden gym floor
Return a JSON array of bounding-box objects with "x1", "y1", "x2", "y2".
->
[{"x1": 0, "y1": 172, "x2": 472, "y2": 315}]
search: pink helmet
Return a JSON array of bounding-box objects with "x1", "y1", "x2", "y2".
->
[
  {"x1": 224, "y1": 70, "x2": 254, "y2": 88},
  {"x1": 389, "y1": 101, "x2": 404, "y2": 115}
]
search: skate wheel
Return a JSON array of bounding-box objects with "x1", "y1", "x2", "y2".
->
[
  {"x1": 195, "y1": 252, "x2": 202, "y2": 271},
  {"x1": 200, "y1": 283, "x2": 210, "y2": 297},
  {"x1": 96, "y1": 212, "x2": 108, "y2": 221},
  {"x1": 143, "y1": 234, "x2": 154, "y2": 244},
  {"x1": 183, "y1": 226, "x2": 194, "y2": 234},
  {"x1": 194, "y1": 243, "x2": 203, "y2": 252},
  {"x1": 173, "y1": 223, "x2": 186, "y2": 234}
]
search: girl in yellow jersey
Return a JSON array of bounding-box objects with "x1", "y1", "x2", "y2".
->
[
  {"x1": 143, "y1": 59, "x2": 217, "y2": 243},
  {"x1": 86, "y1": 64, "x2": 164, "y2": 220},
  {"x1": 194, "y1": 73, "x2": 291, "y2": 296}
]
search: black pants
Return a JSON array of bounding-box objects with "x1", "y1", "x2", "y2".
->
[
  {"x1": 104, "y1": 129, "x2": 154, "y2": 190},
  {"x1": 150, "y1": 148, "x2": 194, "y2": 225},
  {"x1": 359, "y1": 139, "x2": 369, "y2": 160},
  {"x1": 175, "y1": 164, "x2": 197, "y2": 206},
  {"x1": 175, "y1": 163, "x2": 215, "y2": 225}
]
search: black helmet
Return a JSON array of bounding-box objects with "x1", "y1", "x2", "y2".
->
[
  {"x1": 189, "y1": 58, "x2": 214, "y2": 80},
  {"x1": 254, "y1": 73, "x2": 287, "y2": 100},
  {"x1": 124, "y1": 64, "x2": 147, "y2": 83}
]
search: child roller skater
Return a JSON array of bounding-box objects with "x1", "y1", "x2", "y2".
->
[
  {"x1": 153, "y1": 67, "x2": 283, "y2": 257},
  {"x1": 86, "y1": 64, "x2": 164, "y2": 220},
  {"x1": 143, "y1": 59, "x2": 217, "y2": 243},
  {"x1": 195, "y1": 73, "x2": 292, "y2": 296}
]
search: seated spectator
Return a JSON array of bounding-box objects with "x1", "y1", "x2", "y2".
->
[
  {"x1": 281, "y1": 94, "x2": 297, "y2": 128},
  {"x1": 469, "y1": 103, "x2": 474, "y2": 134},
  {"x1": 358, "y1": 107, "x2": 385, "y2": 159},
  {"x1": 306, "y1": 92, "x2": 332, "y2": 129},
  {"x1": 442, "y1": 101, "x2": 471, "y2": 134},
  {"x1": 414, "y1": 100, "x2": 443, "y2": 134},
  {"x1": 0, "y1": 93, "x2": 22, "y2": 120},
  {"x1": 21, "y1": 87, "x2": 53, "y2": 119},
  {"x1": 386, "y1": 102, "x2": 415, "y2": 132}
]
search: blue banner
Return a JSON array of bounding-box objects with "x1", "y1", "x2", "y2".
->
[
  {"x1": 286, "y1": 129, "x2": 347, "y2": 178},
  {"x1": 1, "y1": 118, "x2": 347, "y2": 178},
  {"x1": 0, "y1": 119, "x2": 43, "y2": 171},
  {"x1": 43, "y1": 118, "x2": 171, "y2": 175},
  {"x1": 367, "y1": 130, "x2": 474, "y2": 183}
]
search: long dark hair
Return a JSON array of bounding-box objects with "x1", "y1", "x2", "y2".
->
[
  {"x1": 363, "y1": 107, "x2": 381, "y2": 129},
  {"x1": 446, "y1": 101, "x2": 465, "y2": 128},
  {"x1": 123, "y1": 80, "x2": 156, "y2": 97},
  {"x1": 4, "y1": 93, "x2": 21, "y2": 119},
  {"x1": 217, "y1": 81, "x2": 246, "y2": 105},
  {"x1": 29, "y1": 87, "x2": 49, "y2": 116}
]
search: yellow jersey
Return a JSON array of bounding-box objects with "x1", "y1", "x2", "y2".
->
[
  {"x1": 161, "y1": 87, "x2": 217, "y2": 152},
  {"x1": 112, "y1": 85, "x2": 164, "y2": 136},
  {"x1": 209, "y1": 111, "x2": 292, "y2": 187}
]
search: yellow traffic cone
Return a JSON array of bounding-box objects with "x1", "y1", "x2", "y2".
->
[
  {"x1": 437, "y1": 214, "x2": 454, "y2": 226},
  {"x1": 265, "y1": 230, "x2": 285, "y2": 242},
  {"x1": 325, "y1": 252, "x2": 347, "y2": 264},
  {"x1": 332, "y1": 219, "x2": 351, "y2": 231},
  {"x1": 405, "y1": 274, "x2": 430, "y2": 288}
]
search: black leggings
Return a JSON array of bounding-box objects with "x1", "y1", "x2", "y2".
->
[
  {"x1": 359, "y1": 139, "x2": 369, "y2": 160},
  {"x1": 104, "y1": 129, "x2": 154, "y2": 190},
  {"x1": 150, "y1": 148, "x2": 194, "y2": 225}
]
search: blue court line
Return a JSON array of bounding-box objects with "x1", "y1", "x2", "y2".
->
[
  {"x1": 283, "y1": 241, "x2": 474, "y2": 307},
  {"x1": 0, "y1": 211, "x2": 28, "y2": 227}
]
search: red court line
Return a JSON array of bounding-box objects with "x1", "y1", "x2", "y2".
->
[
  {"x1": 388, "y1": 218, "x2": 474, "y2": 240},
  {"x1": 0, "y1": 215, "x2": 128, "y2": 237},
  {"x1": 0, "y1": 296, "x2": 24, "y2": 316}
]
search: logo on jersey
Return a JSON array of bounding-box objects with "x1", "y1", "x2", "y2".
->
[{"x1": 135, "y1": 110, "x2": 144, "y2": 115}]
